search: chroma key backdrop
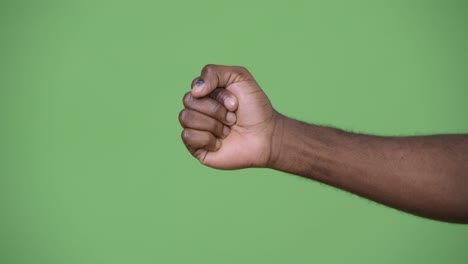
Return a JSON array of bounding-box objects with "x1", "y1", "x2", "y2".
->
[{"x1": 1, "y1": 0, "x2": 467, "y2": 263}]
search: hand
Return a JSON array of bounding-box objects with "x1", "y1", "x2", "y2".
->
[{"x1": 179, "y1": 64, "x2": 282, "y2": 169}]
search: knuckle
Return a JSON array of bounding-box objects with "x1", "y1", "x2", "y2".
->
[
  {"x1": 202, "y1": 64, "x2": 215, "y2": 74},
  {"x1": 178, "y1": 109, "x2": 189, "y2": 125},
  {"x1": 181, "y1": 129, "x2": 190, "y2": 142},
  {"x1": 182, "y1": 92, "x2": 192, "y2": 107},
  {"x1": 181, "y1": 129, "x2": 195, "y2": 144},
  {"x1": 235, "y1": 66, "x2": 252, "y2": 79},
  {"x1": 237, "y1": 66, "x2": 249, "y2": 72}
]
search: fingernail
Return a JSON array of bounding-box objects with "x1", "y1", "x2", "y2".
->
[
  {"x1": 195, "y1": 79, "x2": 204, "y2": 86},
  {"x1": 193, "y1": 79, "x2": 204, "y2": 94},
  {"x1": 215, "y1": 139, "x2": 222, "y2": 149},
  {"x1": 223, "y1": 125, "x2": 231, "y2": 137},
  {"x1": 226, "y1": 112, "x2": 236, "y2": 124},
  {"x1": 225, "y1": 97, "x2": 236, "y2": 110}
]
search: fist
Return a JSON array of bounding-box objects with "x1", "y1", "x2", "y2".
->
[{"x1": 179, "y1": 65, "x2": 281, "y2": 169}]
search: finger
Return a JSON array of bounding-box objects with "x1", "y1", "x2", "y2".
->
[
  {"x1": 191, "y1": 64, "x2": 256, "y2": 98},
  {"x1": 208, "y1": 88, "x2": 238, "y2": 112},
  {"x1": 190, "y1": 77, "x2": 239, "y2": 112},
  {"x1": 183, "y1": 92, "x2": 237, "y2": 125},
  {"x1": 179, "y1": 109, "x2": 231, "y2": 139},
  {"x1": 181, "y1": 128, "x2": 220, "y2": 154}
]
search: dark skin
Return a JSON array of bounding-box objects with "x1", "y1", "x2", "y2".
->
[{"x1": 179, "y1": 64, "x2": 468, "y2": 224}]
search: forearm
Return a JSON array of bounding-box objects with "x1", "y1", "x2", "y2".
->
[{"x1": 269, "y1": 115, "x2": 468, "y2": 223}]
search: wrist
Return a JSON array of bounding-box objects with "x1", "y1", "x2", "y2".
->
[{"x1": 266, "y1": 112, "x2": 289, "y2": 170}]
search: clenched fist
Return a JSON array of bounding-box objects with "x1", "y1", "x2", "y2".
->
[
  {"x1": 178, "y1": 65, "x2": 468, "y2": 223},
  {"x1": 179, "y1": 65, "x2": 283, "y2": 169}
]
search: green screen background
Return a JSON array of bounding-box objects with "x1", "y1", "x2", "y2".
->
[{"x1": 1, "y1": 0, "x2": 467, "y2": 263}]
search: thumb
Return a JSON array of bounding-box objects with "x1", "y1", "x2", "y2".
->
[{"x1": 191, "y1": 64, "x2": 257, "y2": 98}]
